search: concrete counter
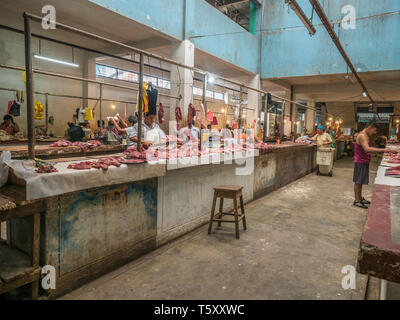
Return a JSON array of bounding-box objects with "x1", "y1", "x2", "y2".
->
[{"x1": 4, "y1": 143, "x2": 317, "y2": 298}]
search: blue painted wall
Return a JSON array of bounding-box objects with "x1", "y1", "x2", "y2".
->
[
  {"x1": 261, "y1": 0, "x2": 400, "y2": 78},
  {"x1": 186, "y1": 0, "x2": 259, "y2": 73},
  {"x1": 89, "y1": 0, "x2": 260, "y2": 74},
  {"x1": 89, "y1": 0, "x2": 185, "y2": 40}
]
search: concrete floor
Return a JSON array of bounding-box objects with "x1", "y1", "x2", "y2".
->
[{"x1": 60, "y1": 156, "x2": 386, "y2": 300}]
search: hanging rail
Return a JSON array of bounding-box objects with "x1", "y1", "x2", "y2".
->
[{"x1": 23, "y1": 12, "x2": 318, "y2": 112}]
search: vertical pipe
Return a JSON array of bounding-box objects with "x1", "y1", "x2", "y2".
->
[
  {"x1": 238, "y1": 86, "x2": 243, "y2": 144},
  {"x1": 239, "y1": 86, "x2": 243, "y2": 128},
  {"x1": 290, "y1": 85, "x2": 295, "y2": 134},
  {"x1": 137, "y1": 53, "x2": 144, "y2": 151},
  {"x1": 99, "y1": 83, "x2": 103, "y2": 123},
  {"x1": 281, "y1": 102, "x2": 285, "y2": 139},
  {"x1": 202, "y1": 73, "x2": 207, "y2": 115},
  {"x1": 45, "y1": 94, "x2": 49, "y2": 135},
  {"x1": 263, "y1": 95, "x2": 268, "y2": 142},
  {"x1": 23, "y1": 13, "x2": 35, "y2": 159}
]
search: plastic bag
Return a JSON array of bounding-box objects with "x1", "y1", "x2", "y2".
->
[{"x1": 0, "y1": 151, "x2": 11, "y2": 188}]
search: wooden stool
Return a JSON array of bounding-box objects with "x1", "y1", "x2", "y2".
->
[{"x1": 208, "y1": 185, "x2": 247, "y2": 239}]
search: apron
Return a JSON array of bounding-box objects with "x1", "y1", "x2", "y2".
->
[{"x1": 145, "y1": 128, "x2": 160, "y2": 145}]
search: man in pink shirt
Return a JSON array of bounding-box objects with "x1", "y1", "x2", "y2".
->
[{"x1": 353, "y1": 121, "x2": 397, "y2": 209}]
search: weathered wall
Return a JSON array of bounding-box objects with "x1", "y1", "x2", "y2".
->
[
  {"x1": 261, "y1": 0, "x2": 400, "y2": 78},
  {"x1": 43, "y1": 180, "x2": 158, "y2": 298},
  {"x1": 157, "y1": 161, "x2": 255, "y2": 246},
  {"x1": 8, "y1": 145, "x2": 317, "y2": 298},
  {"x1": 253, "y1": 146, "x2": 316, "y2": 199}
]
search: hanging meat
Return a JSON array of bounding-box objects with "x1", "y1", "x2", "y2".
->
[
  {"x1": 197, "y1": 103, "x2": 207, "y2": 129},
  {"x1": 158, "y1": 102, "x2": 165, "y2": 124},
  {"x1": 175, "y1": 106, "x2": 183, "y2": 130},
  {"x1": 188, "y1": 103, "x2": 196, "y2": 129}
]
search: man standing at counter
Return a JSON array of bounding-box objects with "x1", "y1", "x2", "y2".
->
[
  {"x1": 308, "y1": 126, "x2": 332, "y2": 148},
  {"x1": 130, "y1": 112, "x2": 167, "y2": 148},
  {"x1": 353, "y1": 121, "x2": 397, "y2": 209}
]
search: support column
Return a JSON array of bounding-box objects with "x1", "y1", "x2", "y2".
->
[
  {"x1": 306, "y1": 100, "x2": 316, "y2": 134},
  {"x1": 247, "y1": 74, "x2": 261, "y2": 131},
  {"x1": 170, "y1": 40, "x2": 194, "y2": 131}
]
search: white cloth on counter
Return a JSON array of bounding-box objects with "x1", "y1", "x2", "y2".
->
[
  {"x1": 375, "y1": 165, "x2": 400, "y2": 187},
  {"x1": 3, "y1": 157, "x2": 165, "y2": 201}
]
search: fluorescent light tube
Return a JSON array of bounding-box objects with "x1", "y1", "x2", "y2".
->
[{"x1": 34, "y1": 55, "x2": 79, "y2": 68}]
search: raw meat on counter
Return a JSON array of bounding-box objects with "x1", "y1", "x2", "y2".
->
[
  {"x1": 49, "y1": 140, "x2": 72, "y2": 147},
  {"x1": 50, "y1": 139, "x2": 102, "y2": 155},
  {"x1": 386, "y1": 166, "x2": 400, "y2": 176},
  {"x1": 36, "y1": 164, "x2": 58, "y2": 173},
  {"x1": 67, "y1": 156, "x2": 124, "y2": 171},
  {"x1": 387, "y1": 153, "x2": 400, "y2": 164}
]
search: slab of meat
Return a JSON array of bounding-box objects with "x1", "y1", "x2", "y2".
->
[
  {"x1": 68, "y1": 161, "x2": 93, "y2": 170},
  {"x1": 68, "y1": 156, "x2": 124, "y2": 171},
  {"x1": 119, "y1": 158, "x2": 146, "y2": 164},
  {"x1": 124, "y1": 146, "x2": 147, "y2": 159},
  {"x1": 72, "y1": 142, "x2": 87, "y2": 155},
  {"x1": 175, "y1": 106, "x2": 182, "y2": 130},
  {"x1": 87, "y1": 140, "x2": 102, "y2": 147},
  {"x1": 188, "y1": 103, "x2": 196, "y2": 129},
  {"x1": 49, "y1": 140, "x2": 72, "y2": 147},
  {"x1": 158, "y1": 102, "x2": 165, "y2": 124},
  {"x1": 386, "y1": 166, "x2": 400, "y2": 176},
  {"x1": 36, "y1": 164, "x2": 58, "y2": 173}
]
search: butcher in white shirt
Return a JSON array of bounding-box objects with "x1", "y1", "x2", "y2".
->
[
  {"x1": 111, "y1": 113, "x2": 166, "y2": 147},
  {"x1": 178, "y1": 121, "x2": 200, "y2": 143}
]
